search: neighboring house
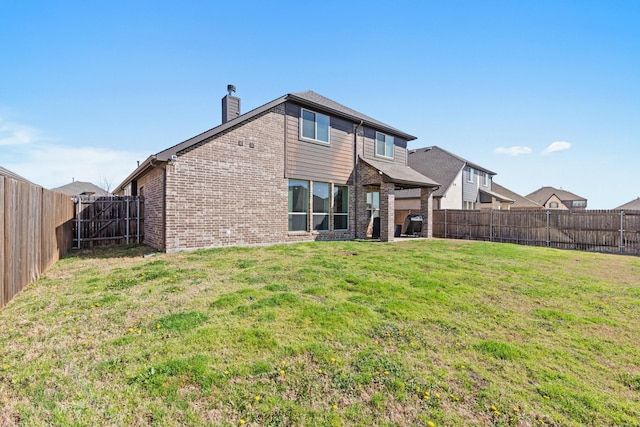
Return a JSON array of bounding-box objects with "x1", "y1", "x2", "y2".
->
[
  {"x1": 114, "y1": 88, "x2": 439, "y2": 252},
  {"x1": 396, "y1": 146, "x2": 512, "y2": 211},
  {"x1": 491, "y1": 182, "x2": 542, "y2": 210},
  {"x1": 52, "y1": 181, "x2": 111, "y2": 200},
  {"x1": 0, "y1": 165, "x2": 33, "y2": 184},
  {"x1": 525, "y1": 186, "x2": 587, "y2": 210},
  {"x1": 615, "y1": 197, "x2": 640, "y2": 210}
]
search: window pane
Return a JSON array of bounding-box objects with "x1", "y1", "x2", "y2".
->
[
  {"x1": 302, "y1": 110, "x2": 315, "y2": 139},
  {"x1": 313, "y1": 182, "x2": 330, "y2": 214},
  {"x1": 313, "y1": 214, "x2": 329, "y2": 231},
  {"x1": 334, "y1": 186, "x2": 348, "y2": 214},
  {"x1": 289, "y1": 214, "x2": 308, "y2": 231},
  {"x1": 334, "y1": 214, "x2": 348, "y2": 230},
  {"x1": 317, "y1": 113, "x2": 329, "y2": 142},
  {"x1": 288, "y1": 180, "x2": 308, "y2": 213},
  {"x1": 385, "y1": 135, "x2": 394, "y2": 158},
  {"x1": 376, "y1": 134, "x2": 385, "y2": 156}
]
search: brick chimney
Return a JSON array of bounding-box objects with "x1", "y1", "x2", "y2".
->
[{"x1": 222, "y1": 84, "x2": 240, "y2": 123}]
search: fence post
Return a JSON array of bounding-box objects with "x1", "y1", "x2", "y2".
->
[
  {"x1": 136, "y1": 197, "x2": 140, "y2": 244},
  {"x1": 546, "y1": 210, "x2": 551, "y2": 247},
  {"x1": 126, "y1": 197, "x2": 130, "y2": 245},
  {"x1": 76, "y1": 198, "x2": 81, "y2": 249},
  {"x1": 444, "y1": 209, "x2": 448, "y2": 238},
  {"x1": 490, "y1": 209, "x2": 494, "y2": 242},
  {"x1": 620, "y1": 210, "x2": 625, "y2": 253}
]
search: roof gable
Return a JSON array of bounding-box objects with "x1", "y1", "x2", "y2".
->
[
  {"x1": 616, "y1": 197, "x2": 640, "y2": 210},
  {"x1": 492, "y1": 182, "x2": 542, "y2": 208},
  {"x1": 526, "y1": 186, "x2": 586, "y2": 204},
  {"x1": 408, "y1": 146, "x2": 496, "y2": 197},
  {"x1": 116, "y1": 90, "x2": 417, "y2": 192}
]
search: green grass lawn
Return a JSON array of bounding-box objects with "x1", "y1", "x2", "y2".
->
[{"x1": 1, "y1": 239, "x2": 639, "y2": 426}]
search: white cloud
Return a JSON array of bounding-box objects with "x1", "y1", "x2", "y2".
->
[
  {"x1": 494, "y1": 146, "x2": 533, "y2": 156},
  {"x1": 543, "y1": 141, "x2": 571, "y2": 155},
  {"x1": 0, "y1": 118, "x2": 40, "y2": 146},
  {"x1": 5, "y1": 144, "x2": 147, "y2": 191},
  {"x1": 1, "y1": 116, "x2": 147, "y2": 191}
]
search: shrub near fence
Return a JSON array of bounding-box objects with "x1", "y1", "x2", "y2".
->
[
  {"x1": 433, "y1": 209, "x2": 640, "y2": 255},
  {"x1": 1, "y1": 175, "x2": 75, "y2": 308}
]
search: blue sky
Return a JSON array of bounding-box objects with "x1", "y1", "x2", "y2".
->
[{"x1": 1, "y1": 0, "x2": 638, "y2": 208}]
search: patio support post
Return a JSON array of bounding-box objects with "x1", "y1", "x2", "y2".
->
[{"x1": 420, "y1": 187, "x2": 433, "y2": 238}]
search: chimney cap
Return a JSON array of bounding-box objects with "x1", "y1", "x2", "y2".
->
[{"x1": 227, "y1": 84, "x2": 236, "y2": 96}]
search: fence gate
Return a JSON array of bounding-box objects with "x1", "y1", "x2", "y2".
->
[{"x1": 73, "y1": 196, "x2": 144, "y2": 248}]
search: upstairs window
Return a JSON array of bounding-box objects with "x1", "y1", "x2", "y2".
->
[
  {"x1": 467, "y1": 168, "x2": 475, "y2": 183},
  {"x1": 301, "y1": 108, "x2": 330, "y2": 143},
  {"x1": 375, "y1": 132, "x2": 394, "y2": 159},
  {"x1": 549, "y1": 201, "x2": 559, "y2": 208},
  {"x1": 573, "y1": 200, "x2": 586, "y2": 207},
  {"x1": 483, "y1": 173, "x2": 489, "y2": 187}
]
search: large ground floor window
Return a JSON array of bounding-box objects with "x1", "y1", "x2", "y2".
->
[
  {"x1": 289, "y1": 179, "x2": 349, "y2": 232},
  {"x1": 288, "y1": 180, "x2": 309, "y2": 231},
  {"x1": 333, "y1": 185, "x2": 349, "y2": 230}
]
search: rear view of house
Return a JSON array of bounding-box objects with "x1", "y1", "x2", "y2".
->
[{"x1": 115, "y1": 88, "x2": 438, "y2": 252}]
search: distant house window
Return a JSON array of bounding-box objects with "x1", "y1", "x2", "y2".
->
[
  {"x1": 301, "y1": 108, "x2": 330, "y2": 143},
  {"x1": 312, "y1": 182, "x2": 330, "y2": 231},
  {"x1": 467, "y1": 168, "x2": 475, "y2": 183},
  {"x1": 288, "y1": 180, "x2": 309, "y2": 231},
  {"x1": 483, "y1": 173, "x2": 489, "y2": 187},
  {"x1": 375, "y1": 132, "x2": 394, "y2": 159},
  {"x1": 333, "y1": 185, "x2": 349, "y2": 230},
  {"x1": 549, "y1": 201, "x2": 559, "y2": 208},
  {"x1": 463, "y1": 201, "x2": 475, "y2": 210},
  {"x1": 573, "y1": 200, "x2": 586, "y2": 207}
]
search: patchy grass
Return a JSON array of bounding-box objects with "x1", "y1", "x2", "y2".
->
[{"x1": 1, "y1": 240, "x2": 639, "y2": 426}]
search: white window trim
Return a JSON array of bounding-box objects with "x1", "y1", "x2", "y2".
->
[
  {"x1": 300, "y1": 108, "x2": 330, "y2": 144},
  {"x1": 483, "y1": 173, "x2": 489, "y2": 187},
  {"x1": 375, "y1": 132, "x2": 394, "y2": 159}
]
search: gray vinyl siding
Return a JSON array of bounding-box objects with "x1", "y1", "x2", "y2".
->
[
  {"x1": 285, "y1": 102, "x2": 354, "y2": 184},
  {"x1": 462, "y1": 167, "x2": 478, "y2": 202}
]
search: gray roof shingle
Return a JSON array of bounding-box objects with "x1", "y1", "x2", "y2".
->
[
  {"x1": 492, "y1": 182, "x2": 542, "y2": 208},
  {"x1": 52, "y1": 181, "x2": 111, "y2": 197},
  {"x1": 407, "y1": 146, "x2": 496, "y2": 198},
  {"x1": 616, "y1": 197, "x2": 640, "y2": 210},
  {"x1": 525, "y1": 186, "x2": 586, "y2": 205}
]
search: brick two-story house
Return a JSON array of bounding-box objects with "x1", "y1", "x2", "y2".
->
[{"x1": 115, "y1": 89, "x2": 439, "y2": 252}]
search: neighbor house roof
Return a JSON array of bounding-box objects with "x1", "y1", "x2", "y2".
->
[
  {"x1": 479, "y1": 188, "x2": 513, "y2": 203},
  {"x1": 51, "y1": 181, "x2": 111, "y2": 197},
  {"x1": 0, "y1": 165, "x2": 33, "y2": 184},
  {"x1": 116, "y1": 90, "x2": 417, "y2": 193},
  {"x1": 525, "y1": 186, "x2": 586, "y2": 205},
  {"x1": 360, "y1": 157, "x2": 439, "y2": 188},
  {"x1": 615, "y1": 197, "x2": 640, "y2": 210},
  {"x1": 407, "y1": 146, "x2": 496, "y2": 198},
  {"x1": 492, "y1": 182, "x2": 542, "y2": 209}
]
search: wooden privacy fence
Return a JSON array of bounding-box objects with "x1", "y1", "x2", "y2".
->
[
  {"x1": 74, "y1": 196, "x2": 144, "y2": 248},
  {"x1": 433, "y1": 209, "x2": 640, "y2": 255},
  {"x1": 1, "y1": 175, "x2": 75, "y2": 309}
]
